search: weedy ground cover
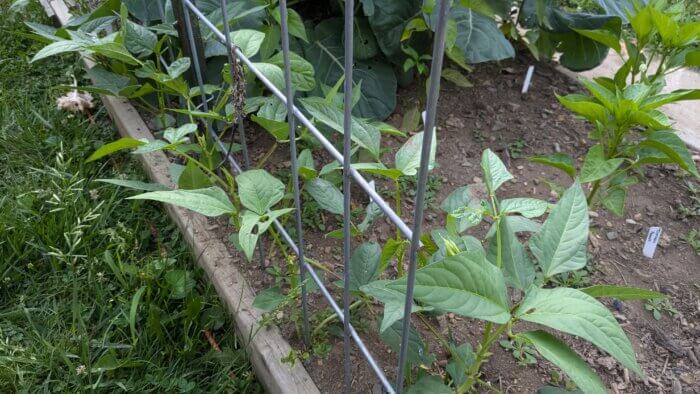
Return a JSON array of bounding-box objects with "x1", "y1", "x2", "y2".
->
[{"x1": 0, "y1": 3, "x2": 259, "y2": 391}]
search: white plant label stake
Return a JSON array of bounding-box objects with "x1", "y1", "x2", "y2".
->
[
  {"x1": 521, "y1": 65, "x2": 535, "y2": 94},
  {"x1": 643, "y1": 227, "x2": 662, "y2": 258}
]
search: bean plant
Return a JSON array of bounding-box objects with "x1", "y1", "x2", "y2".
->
[
  {"x1": 531, "y1": 1, "x2": 700, "y2": 215},
  {"x1": 361, "y1": 150, "x2": 665, "y2": 392}
]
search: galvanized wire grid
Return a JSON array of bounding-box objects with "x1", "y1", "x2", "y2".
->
[{"x1": 177, "y1": 0, "x2": 450, "y2": 392}]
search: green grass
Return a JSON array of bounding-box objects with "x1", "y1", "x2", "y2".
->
[{"x1": 0, "y1": 3, "x2": 260, "y2": 392}]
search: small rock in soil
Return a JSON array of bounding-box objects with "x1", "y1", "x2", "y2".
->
[
  {"x1": 633, "y1": 213, "x2": 643, "y2": 221},
  {"x1": 589, "y1": 211, "x2": 599, "y2": 218},
  {"x1": 625, "y1": 219, "x2": 637, "y2": 225},
  {"x1": 473, "y1": 176, "x2": 483, "y2": 183},
  {"x1": 446, "y1": 115, "x2": 465, "y2": 129},
  {"x1": 606, "y1": 231, "x2": 619, "y2": 240},
  {"x1": 659, "y1": 233, "x2": 671, "y2": 248},
  {"x1": 597, "y1": 356, "x2": 617, "y2": 370}
]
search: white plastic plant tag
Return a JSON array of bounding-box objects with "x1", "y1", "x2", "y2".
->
[
  {"x1": 643, "y1": 227, "x2": 662, "y2": 258},
  {"x1": 521, "y1": 65, "x2": 535, "y2": 94}
]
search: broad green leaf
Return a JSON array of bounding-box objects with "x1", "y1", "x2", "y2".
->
[
  {"x1": 205, "y1": 29, "x2": 265, "y2": 58},
  {"x1": 361, "y1": 280, "x2": 433, "y2": 333},
  {"x1": 253, "y1": 286, "x2": 286, "y2": 311},
  {"x1": 251, "y1": 115, "x2": 289, "y2": 142},
  {"x1": 270, "y1": 6, "x2": 308, "y2": 42},
  {"x1": 379, "y1": 238, "x2": 408, "y2": 273},
  {"x1": 304, "y1": 178, "x2": 344, "y2": 215},
  {"x1": 178, "y1": 160, "x2": 213, "y2": 190},
  {"x1": 529, "y1": 153, "x2": 576, "y2": 179},
  {"x1": 252, "y1": 62, "x2": 285, "y2": 91},
  {"x1": 366, "y1": 0, "x2": 422, "y2": 57},
  {"x1": 238, "y1": 211, "x2": 262, "y2": 261},
  {"x1": 31, "y1": 40, "x2": 85, "y2": 62},
  {"x1": 580, "y1": 144, "x2": 625, "y2": 183},
  {"x1": 640, "y1": 89, "x2": 700, "y2": 110},
  {"x1": 380, "y1": 319, "x2": 433, "y2": 366},
  {"x1": 125, "y1": 20, "x2": 157, "y2": 57},
  {"x1": 519, "y1": 330, "x2": 606, "y2": 394},
  {"x1": 601, "y1": 187, "x2": 626, "y2": 216},
  {"x1": 127, "y1": 187, "x2": 235, "y2": 217},
  {"x1": 395, "y1": 129, "x2": 437, "y2": 176},
  {"x1": 446, "y1": 342, "x2": 476, "y2": 388},
  {"x1": 351, "y1": 17, "x2": 380, "y2": 60},
  {"x1": 406, "y1": 376, "x2": 452, "y2": 394},
  {"x1": 132, "y1": 140, "x2": 170, "y2": 154},
  {"x1": 238, "y1": 208, "x2": 293, "y2": 261},
  {"x1": 516, "y1": 287, "x2": 643, "y2": 377},
  {"x1": 85, "y1": 66, "x2": 131, "y2": 96},
  {"x1": 96, "y1": 179, "x2": 169, "y2": 191},
  {"x1": 87, "y1": 137, "x2": 145, "y2": 162},
  {"x1": 557, "y1": 94, "x2": 609, "y2": 124},
  {"x1": 441, "y1": 184, "x2": 487, "y2": 232},
  {"x1": 487, "y1": 219, "x2": 535, "y2": 290},
  {"x1": 581, "y1": 285, "x2": 666, "y2": 300},
  {"x1": 530, "y1": 182, "x2": 589, "y2": 277},
  {"x1": 628, "y1": 5, "x2": 652, "y2": 41},
  {"x1": 431, "y1": 229, "x2": 485, "y2": 263},
  {"x1": 267, "y1": 51, "x2": 316, "y2": 91},
  {"x1": 163, "y1": 123, "x2": 197, "y2": 144},
  {"x1": 500, "y1": 198, "x2": 549, "y2": 218},
  {"x1": 426, "y1": 4, "x2": 515, "y2": 63},
  {"x1": 481, "y1": 149, "x2": 513, "y2": 193},
  {"x1": 441, "y1": 67, "x2": 473, "y2": 87},
  {"x1": 167, "y1": 57, "x2": 191, "y2": 80},
  {"x1": 572, "y1": 18, "x2": 622, "y2": 53},
  {"x1": 300, "y1": 97, "x2": 381, "y2": 158},
  {"x1": 685, "y1": 50, "x2": 700, "y2": 67},
  {"x1": 580, "y1": 78, "x2": 616, "y2": 110},
  {"x1": 349, "y1": 243, "x2": 381, "y2": 290},
  {"x1": 650, "y1": 8, "x2": 679, "y2": 46},
  {"x1": 303, "y1": 19, "x2": 396, "y2": 120},
  {"x1": 387, "y1": 252, "x2": 511, "y2": 324},
  {"x1": 87, "y1": 42, "x2": 141, "y2": 65},
  {"x1": 353, "y1": 162, "x2": 403, "y2": 180},
  {"x1": 236, "y1": 169, "x2": 285, "y2": 215},
  {"x1": 639, "y1": 131, "x2": 699, "y2": 177}
]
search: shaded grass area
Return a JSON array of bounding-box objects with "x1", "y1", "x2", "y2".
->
[{"x1": 0, "y1": 3, "x2": 261, "y2": 392}]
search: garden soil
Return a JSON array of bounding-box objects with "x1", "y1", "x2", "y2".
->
[{"x1": 208, "y1": 53, "x2": 700, "y2": 393}]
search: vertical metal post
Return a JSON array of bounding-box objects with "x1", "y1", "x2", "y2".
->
[
  {"x1": 219, "y1": 0, "x2": 250, "y2": 169},
  {"x1": 181, "y1": 2, "x2": 208, "y2": 111},
  {"x1": 279, "y1": 0, "x2": 310, "y2": 346},
  {"x1": 341, "y1": 0, "x2": 354, "y2": 392},
  {"x1": 395, "y1": 0, "x2": 450, "y2": 392},
  {"x1": 172, "y1": 0, "x2": 207, "y2": 90}
]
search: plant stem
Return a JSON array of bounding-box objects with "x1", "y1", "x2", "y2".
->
[
  {"x1": 256, "y1": 142, "x2": 278, "y2": 169},
  {"x1": 587, "y1": 179, "x2": 601, "y2": 205},
  {"x1": 394, "y1": 179, "x2": 402, "y2": 240},
  {"x1": 312, "y1": 299, "x2": 364, "y2": 337},
  {"x1": 459, "y1": 322, "x2": 510, "y2": 393}
]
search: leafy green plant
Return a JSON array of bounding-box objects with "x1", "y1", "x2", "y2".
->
[
  {"x1": 500, "y1": 337, "x2": 538, "y2": 367},
  {"x1": 681, "y1": 229, "x2": 700, "y2": 254},
  {"x1": 87, "y1": 122, "x2": 292, "y2": 263},
  {"x1": 645, "y1": 298, "x2": 679, "y2": 320},
  {"x1": 676, "y1": 180, "x2": 700, "y2": 219},
  {"x1": 531, "y1": 2, "x2": 700, "y2": 215},
  {"x1": 362, "y1": 149, "x2": 665, "y2": 392}
]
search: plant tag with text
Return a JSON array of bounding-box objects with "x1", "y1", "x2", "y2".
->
[{"x1": 643, "y1": 227, "x2": 662, "y2": 258}]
